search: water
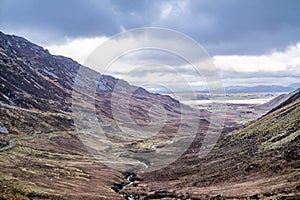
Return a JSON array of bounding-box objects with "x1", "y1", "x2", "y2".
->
[
  {"x1": 181, "y1": 98, "x2": 272, "y2": 105},
  {"x1": 128, "y1": 195, "x2": 135, "y2": 200},
  {"x1": 118, "y1": 174, "x2": 137, "y2": 200}
]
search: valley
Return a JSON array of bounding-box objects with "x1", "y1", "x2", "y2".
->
[{"x1": 0, "y1": 32, "x2": 299, "y2": 200}]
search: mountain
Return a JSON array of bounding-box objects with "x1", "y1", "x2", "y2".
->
[
  {"x1": 0, "y1": 31, "x2": 206, "y2": 133},
  {"x1": 175, "y1": 85, "x2": 298, "y2": 94},
  {"x1": 126, "y1": 90, "x2": 300, "y2": 199},
  {"x1": 0, "y1": 32, "x2": 211, "y2": 199}
]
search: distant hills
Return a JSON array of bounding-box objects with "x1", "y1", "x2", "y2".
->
[
  {"x1": 156, "y1": 84, "x2": 299, "y2": 94},
  {"x1": 225, "y1": 84, "x2": 299, "y2": 93}
]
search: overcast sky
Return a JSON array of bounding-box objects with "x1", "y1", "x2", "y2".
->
[{"x1": 1, "y1": 0, "x2": 300, "y2": 90}]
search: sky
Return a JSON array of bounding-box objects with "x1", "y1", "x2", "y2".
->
[{"x1": 1, "y1": 0, "x2": 300, "y2": 91}]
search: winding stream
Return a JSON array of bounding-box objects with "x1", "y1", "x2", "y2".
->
[
  {"x1": 0, "y1": 133, "x2": 52, "y2": 152},
  {"x1": 114, "y1": 153, "x2": 149, "y2": 200}
]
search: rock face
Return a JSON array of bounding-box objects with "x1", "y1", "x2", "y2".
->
[{"x1": 0, "y1": 32, "x2": 78, "y2": 112}]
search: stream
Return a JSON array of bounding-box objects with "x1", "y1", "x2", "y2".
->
[
  {"x1": 113, "y1": 157, "x2": 183, "y2": 200},
  {"x1": 0, "y1": 132, "x2": 55, "y2": 152},
  {"x1": 0, "y1": 135, "x2": 37, "y2": 152},
  {"x1": 118, "y1": 174, "x2": 137, "y2": 200},
  {"x1": 114, "y1": 153, "x2": 148, "y2": 200}
]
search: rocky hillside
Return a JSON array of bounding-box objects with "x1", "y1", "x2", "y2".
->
[
  {"x1": 0, "y1": 32, "x2": 210, "y2": 199},
  {"x1": 0, "y1": 31, "x2": 205, "y2": 136},
  {"x1": 0, "y1": 31, "x2": 184, "y2": 114},
  {"x1": 0, "y1": 32, "x2": 77, "y2": 112},
  {"x1": 258, "y1": 88, "x2": 300, "y2": 111}
]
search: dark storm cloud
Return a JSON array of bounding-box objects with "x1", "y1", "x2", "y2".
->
[
  {"x1": 221, "y1": 70, "x2": 300, "y2": 79},
  {"x1": 1, "y1": 0, "x2": 300, "y2": 55},
  {"x1": 0, "y1": 0, "x2": 120, "y2": 44},
  {"x1": 153, "y1": 0, "x2": 300, "y2": 55}
]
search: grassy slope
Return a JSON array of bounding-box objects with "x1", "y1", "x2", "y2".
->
[{"x1": 0, "y1": 130, "x2": 124, "y2": 200}]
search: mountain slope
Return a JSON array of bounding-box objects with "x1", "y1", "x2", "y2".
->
[
  {"x1": 268, "y1": 88, "x2": 300, "y2": 112},
  {"x1": 0, "y1": 32, "x2": 77, "y2": 112},
  {"x1": 259, "y1": 88, "x2": 300, "y2": 111},
  {"x1": 0, "y1": 32, "x2": 124, "y2": 199},
  {"x1": 0, "y1": 31, "x2": 206, "y2": 132},
  {"x1": 0, "y1": 32, "x2": 210, "y2": 199}
]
